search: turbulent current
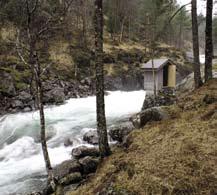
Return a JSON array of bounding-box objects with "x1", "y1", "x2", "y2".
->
[{"x1": 0, "y1": 91, "x2": 145, "y2": 195}]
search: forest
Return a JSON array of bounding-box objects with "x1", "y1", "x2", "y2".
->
[{"x1": 0, "y1": 0, "x2": 217, "y2": 195}]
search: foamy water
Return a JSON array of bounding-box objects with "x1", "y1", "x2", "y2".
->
[{"x1": 0, "y1": 91, "x2": 145, "y2": 194}]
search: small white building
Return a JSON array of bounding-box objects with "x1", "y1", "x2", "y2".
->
[{"x1": 141, "y1": 58, "x2": 176, "y2": 92}]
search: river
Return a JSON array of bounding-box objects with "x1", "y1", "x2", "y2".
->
[{"x1": 0, "y1": 90, "x2": 145, "y2": 195}]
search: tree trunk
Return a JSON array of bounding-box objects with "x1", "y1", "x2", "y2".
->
[
  {"x1": 94, "y1": 0, "x2": 111, "y2": 157},
  {"x1": 205, "y1": 0, "x2": 213, "y2": 82},
  {"x1": 191, "y1": 0, "x2": 203, "y2": 88},
  {"x1": 34, "y1": 52, "x2": 56, "y2": 190},
  {"x1": 151, "y1": 53, "x2": 157, "y2": 99},
  {"x1": 178, "y1": 22, "x2": 183, "y2": 49},
  {"x1": 119, "y1": 16, "x2": 126, "y2": 43},
  {"x1": 26, "y1": 3, "x2": 55, "y2": 189},
  {"x1": 81, "y1": 0, "x2": 87, "y2": 48},
  {"x1": 29, "y1": 38, "x2": 37, "y2": 106}
]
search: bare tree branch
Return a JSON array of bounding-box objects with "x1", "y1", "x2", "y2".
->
[
  {"x1": 168, "y1": 3, "x2": 191, "y2": 23},
  {"x1": 155, "y1": 2, "x2": 191, "y2": 42},
  {"x1": 15, "y1": 29, "x2": 30, "y2": 67},
  {"x1": 30, "y1": 0, "x2": 39, "y2": 14}
]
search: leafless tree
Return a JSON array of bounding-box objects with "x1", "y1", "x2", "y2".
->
[
  {"x1": 205, "y1": 0, "x2": 213, "y2": 82},
  {"x1": 191, "y1": 0, "x2": 203, "y2": 88},
  {"x1": 94, "y1": 0, "x2": 111, "y2": 157}
]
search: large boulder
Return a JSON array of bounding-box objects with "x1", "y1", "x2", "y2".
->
[
  {"x1": 0, "y1": 72, "x2": 16, "y2": 96},
  {"x1": 142, "y1": 87, "x2": 176, "y2": 110},
  {"x1": 83, "y1": 130, "x2": 98, "y2": 145},
  {"x1": 44, "y1": 87, "x2": 65, "y2": 104},
  {"x1": 176, "y1": 73, "x2": 194, "y2": 93},
  {"x1": 11, "y1": 100, "x2": 24, "y2": 109},
  {"x1": 130, "y1": 107, "x2": 169, "y2": 129},
  {"x1": 59, "y1": 172, "x2": 82, "y2": 186},
  {"x1": 79, "y1": 156, "x2": 100, "y2": 175},
  {"x1": 53, "y1": 160, "x2": 82, "y2": 179},
  {"x1": 18, "y1": 91, "x2": 32, "y2": 103},
  {"x1": 109, "y1": 122, "x2": 134, "y2": 143},
  {"x1": 71, "y1": 146, "x2": 100, "y2": 159}
]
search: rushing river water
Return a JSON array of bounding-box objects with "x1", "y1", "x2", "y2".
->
[{"x1": 0, "y1": 91, "x2": 145, "y2": 195}]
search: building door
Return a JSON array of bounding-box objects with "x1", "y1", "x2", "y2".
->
[{"x1": 163, "y1": 65, "x2": 168, "y2": 86}]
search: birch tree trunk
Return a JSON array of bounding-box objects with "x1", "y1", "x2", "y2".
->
[
  {"x1": 25, "y1": 2, "x2": 56, "y2": 188},
  {"x1": 94, "y1": 0, "x2": 111, "y2": 157},
  {"x1": 34, "y1": 52, "x2": 56, "y2": 191},
  {"x1": 205, "y1": 0, "x2": 213, "y2": 82},
  {"x1": 191, "y1": 0, "x2": 203, "y2": 88}
]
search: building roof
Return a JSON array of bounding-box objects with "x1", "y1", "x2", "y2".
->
[{"x1": 141, "y1": 58, "x2": 173, "y2": 70}]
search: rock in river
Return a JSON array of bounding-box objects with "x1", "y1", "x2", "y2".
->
[
  {"x1": 109, "y1": 122, "x2": 134, "y2": 143},
  {"x1": 130, "y1": 107, "x2": 169, "y2": 129},
  {"x1": 79, "y1": 156, "x2": 100, "y2": 175},
  {"x1": 83, "y1": 130, "x2": 98, "y2": 145},
  {"x1": 53, "y1": 160, "x2": 82, "y2": 179},
  {"x1": 71, "y1": 146, "x2": 99, "y2": 159},
  {"x1": 59, "y1": 172, "x2": 82, "y2": 186}
]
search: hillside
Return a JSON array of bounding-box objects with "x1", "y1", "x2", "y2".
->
[
  {"x1": 69, "y1": 79, "x2": 217, "y2": 195},
  {"x1": 0, "y1": 25, "x2": 191, "y2": 116}
]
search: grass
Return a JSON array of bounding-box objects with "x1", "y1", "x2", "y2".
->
[{"x1": 69, "y1": 79, "x2": 217, "y2": 195}]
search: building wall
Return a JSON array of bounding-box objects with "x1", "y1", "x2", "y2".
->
[
  {"x1": 168, "y1": 65, "x2": 176, "y2": 87},
  {"x1": 144, "y1": 70, "x2": 163, "y2": 91},
  {"x1": 143, "y1": 62, "x2": 176, "y2": 92},
  {"x1": 158, "y1": 68, "x2": 163, "y2": 90}
]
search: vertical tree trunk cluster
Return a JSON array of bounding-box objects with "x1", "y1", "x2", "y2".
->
[
  {"x1": 205, "y1": 0, "x2": 213, "y2": 82},
  {"x1": 191, "y1": 0, "x2": 203, "y2": 88},
  {"x1": 94, "y1": 0, "x2": 111, "y2": 157}
]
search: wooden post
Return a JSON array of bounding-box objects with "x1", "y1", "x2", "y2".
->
[{"x1": 167, "y1": 65, "x2": 176, "y2": 88}]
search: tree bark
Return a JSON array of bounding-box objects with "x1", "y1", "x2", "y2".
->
[
  {"x1": 94, "y1": 0, "x2": 111, "y2": 157},
  {"x1": 119, "y1": 16, "x2": 126, "y2": 43},
  {"x1": 151, "y1": 53, "x2": 157, "y2": 98},
  {"x1": 81, "y1": 0, "x2": 87, "y2": 48},
  {"x1": 25, "y1": 1, "x2": 55, "y2": 187},
  {"x1": 34, "y1": 52, "x2": 56, "y2": 190},
  {"x1": 191, "y1": 0, "x2": 203, "y2": 88},
  {"x1": 205, "y1": 0, "x2": 213, "y2": 82}
]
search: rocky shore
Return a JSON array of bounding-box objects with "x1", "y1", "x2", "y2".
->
[
  {"x1": 0, "y1": 78, "x2": 95, "y2": 116},
  {"x1": 29, "y1": 121, "x2": 136, "y2": 195},
  {"x1": 28, "y1": 86, "x2": 178, "y2": 195},
  {"x1": 0, "y1": 73, "x2": 144, "y2": 116}
]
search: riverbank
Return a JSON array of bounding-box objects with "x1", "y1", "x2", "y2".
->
[
  {"x1": 0, "y1": 75, "x2": 144, "y2": 117},
  {"x1": 0, "y1": 90, "x2": 146, "y2": 195},
  {"x1": 0, "y1": 42, "x2": 191, "y2": 117},
  {"x1": 68, "y1": 79, "x2": 217, "y2": 195}
]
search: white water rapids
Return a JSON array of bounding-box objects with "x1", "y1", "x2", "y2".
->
[{"x1": 0, "y1": 91, "x2": 145, "y2": 195}]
